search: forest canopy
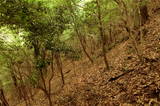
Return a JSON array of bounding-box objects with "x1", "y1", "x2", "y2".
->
[{"x1": 0, "y1": 0, "x2": 153, "y2": 106}]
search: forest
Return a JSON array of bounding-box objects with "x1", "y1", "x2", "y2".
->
[{"x1": 0, "y1": 0, "x2": 160, "y2": 106}]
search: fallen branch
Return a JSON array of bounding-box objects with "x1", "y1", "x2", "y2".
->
[{"x1": 108, "y1": 69, "x2": 134, "y2": 82}]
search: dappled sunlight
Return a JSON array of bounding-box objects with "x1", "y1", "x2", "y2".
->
[{"x1": 0, "y1": 0, "x2": 160, "y2": 106}]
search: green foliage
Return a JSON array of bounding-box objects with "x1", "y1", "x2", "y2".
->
[
  {"x1": 0, "y1": 26, "x2": 29, "y2": 88},
  {"x1": 0, "y1": 0, "x2": 150, "y2": 97},
  {"x1": 103, "y1": 0, "x2": 120, "y2": 23},
  {"x1": 65, "y1": 49, "x2": 82, "y2": 61},
  {"x1": 27, "y1": 70, "x2": 40, "y2": 87},
  {"x1": 36, "y1": 58, "x2": 46, "y2": 69}
]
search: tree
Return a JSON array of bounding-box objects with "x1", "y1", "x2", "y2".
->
[
  {"x1": 114, "y1": 0, "x2": 147, "y2": 62},
  {"x1": 64, "y1": 0, "x2": 94, "y2": 64},
  {"x1": 95, "y1": 0, "x2": 110, "y2": 70}
]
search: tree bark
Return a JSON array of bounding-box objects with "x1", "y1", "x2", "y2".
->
[
  {"x1": 54, "y1": 53, "x2": 65, "y2": 86},
  {"x1": 76, "y1": 29, "x2": 94, "y2": 64},
  {"x1": 0, "y1": 89, "x2": 9, "y2": 106},
  {"x1": 96, "y1": 0, "x2": 110, "y2": 70},
  {"x1": 140, "y1": 3, "x2": 149, "y2": 25},
  {"x1": 65, "y1": 0, "x2": 94, "y2": 64}
]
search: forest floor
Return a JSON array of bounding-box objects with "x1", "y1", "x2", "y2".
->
[
  {"x1": 53, "y1": 11, "x2": 160, "y2": 106},
  {"x1": 18, "y1": 9, "x2": 160, "y2": 106}
]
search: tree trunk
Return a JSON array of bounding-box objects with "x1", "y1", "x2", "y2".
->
[
  {"x1": 126, "y1": 27, "x2": 143, "y2": 62},
  {"x1": 38, "y1": 86, "x2": 53, "y2": 106},
  {"x1": 0, "y1": 89, "x2": 9, "y2": 106},
  {"x1": 65, "y1": 0, "x2": 94, "y2": 64},
  {"x1": 39, "y1": 69, "x2": 53, "y2": 106},
  {"x1": 47, "y1": 93, "x2": 53, "y2": 106},
  {"x1": 76, "y1": 29, "x2": 94, "y2": 64},
  {"x1": 54, "y1": 53, "x2": 65, "y2": 86},
  {"x1": 96, "y1": 0, "x2": 110, "y2": 70},
  {"x1": 140, "y1": 5, "x2": 149, "y2": 25},
  {"x1": 48, "y1": 51, "x2": 54, "y2": 97}
]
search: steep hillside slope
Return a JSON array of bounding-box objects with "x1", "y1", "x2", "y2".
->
[
  {"x1": 17, "y1": 7, "x2": 160, "y2": 106},
  {"x1": 55, "y1": 11, "x2": 160, "y2": 106}
]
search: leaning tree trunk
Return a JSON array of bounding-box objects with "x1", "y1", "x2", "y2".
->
[
  {"x1": 76, "y1": 29, "x2": 94, "y2": 64},
  {"x1": 65, "y1": 0, "x2": 94, "y2": 64},
  {"x1": 0, "y1": 89, "x2": 9, "y2": 106}
]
